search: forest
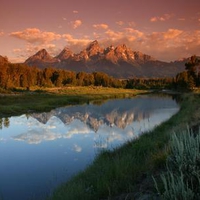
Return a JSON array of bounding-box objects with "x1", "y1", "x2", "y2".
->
[{"x1": 0, "y1": 55, "x2": 199, "y2": 90}]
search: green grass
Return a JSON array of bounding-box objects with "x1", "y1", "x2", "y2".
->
[
  {"x1": 48, "y1": 92, "x2": 200, "y2": 200},
  {"x1": 0, "y1": 86, "x2": 144, "y2": 118},
  {"x1": 154, "y1": 129, "x2": 200, "y2": 199}
]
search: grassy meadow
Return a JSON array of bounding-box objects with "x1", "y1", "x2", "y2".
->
[
  {"x1": 48, "y1": 92, "x2": 200, "y2": 200},
  {"x1": 0, "y1": 86, "x2": 145, "y2": 118}
]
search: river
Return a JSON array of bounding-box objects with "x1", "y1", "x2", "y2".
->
[{"x1": 0, "y1": 94, "x2": 179, "y2": 200}]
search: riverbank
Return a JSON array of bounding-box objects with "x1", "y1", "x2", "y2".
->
[
  {"x1": 0, "y1": 86, "x2": 145, "y2": 118},
  {"x1": 48, "y1": 92, "x2": 200, "y2": 200}
]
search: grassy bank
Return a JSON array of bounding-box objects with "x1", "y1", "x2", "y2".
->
[
  {"x1": 48, "y1": 92, "x2": 200, "y2": 200},
  {"x1": 0, "y1": 86, "x2": 144, "y2": 118}
]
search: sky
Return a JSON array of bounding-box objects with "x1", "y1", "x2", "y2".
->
[{"x1": 0, "y1": 0, "x2": 200, "y2": 62}]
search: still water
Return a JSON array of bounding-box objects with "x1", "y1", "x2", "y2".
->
[{"x1": 0, "y1": 95, "x2": 179, "y2": 200}]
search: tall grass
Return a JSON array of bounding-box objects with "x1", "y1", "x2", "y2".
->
[{"x1": 154, "y1": 129, "x2": 200, "y2": 199}]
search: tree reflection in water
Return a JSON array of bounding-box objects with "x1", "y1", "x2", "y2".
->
[{"x1": 0, "y1": 117, "x2": 10, "y2": 129}]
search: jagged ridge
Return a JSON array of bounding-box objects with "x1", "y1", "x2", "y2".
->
[{"x1": 24, "y1": 41, "x2": 186, "y2": 78}]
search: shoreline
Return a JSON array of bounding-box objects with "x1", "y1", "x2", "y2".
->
[
  {"x1": 0, "y1": 87, "x2": 146, "y2": 118},
  {"x1": 48, "y1": 92, "x2": 200, "y2": 200}
]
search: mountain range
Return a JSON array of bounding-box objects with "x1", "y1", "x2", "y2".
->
[{"x1": 5, "y1": 40, "x2": 189, "y2": 78}]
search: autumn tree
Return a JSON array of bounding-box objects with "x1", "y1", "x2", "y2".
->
[
  {"x1": 62, "y1": 71, "x2": 76, "y2": 85},
  {"x1": 42, "y1": 67, "x2": 54, "y2": 87},
  {"x1": 185, "y1": 55, "x2": 200, "y2": 88}
]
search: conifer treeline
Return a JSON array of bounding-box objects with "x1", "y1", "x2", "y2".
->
[
  {"x1": 0, "y1": 62, "x2": 174, "y2": 89},
  {"x1": 0, "y1": 55, "x2": 199, "y2": 90},
  {"x1": 0, "y1": 63, "x2": 123, "y2": 89}
]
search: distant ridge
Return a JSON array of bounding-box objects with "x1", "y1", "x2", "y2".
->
[{"x1": 23, "y1": 41, "x2": 187, "y2": 78}]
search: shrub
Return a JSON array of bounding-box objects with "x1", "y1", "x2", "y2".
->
[{"x1": 154, "y1": 128, "x2": 200, "y2": 199}]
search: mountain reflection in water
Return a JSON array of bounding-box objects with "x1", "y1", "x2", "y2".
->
[{"x1": 11, "y1": 95, "x2": 179, "y2": 146}]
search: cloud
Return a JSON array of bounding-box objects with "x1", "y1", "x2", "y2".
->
[
  {"x1": 116, "y1": 21, "x2": 124, "y2": 26},
  {"x1": 12, "y1": 130, "x2": 62, "y2": 144},
  {"x1": 105, "y1": 29, "x2": 124, "y2": 40},
  {"x1": 9, "y1": 25, "x2": 200, "y2": 63},
  {"x1": 104, "y1": 28, "x2": 143, "y2": 42},
  {"x1": 116, "y1": 21, "x2": 135, "y2": 27},
  {"x1": 128, "y1": 21, "x2": 136, "y2": 27},
  {"x1": 73, "y1": 10, "x2": 78, "y2": 14},
  {"x1": 178, "y1": 18, "x2": 186, "y2": 21},
  {"x1": 150, "y1": 14, "x2": 173, "y2": 22},
  {"x1": 13, "y1": 48, "x2": 22, "y2": 53},
  {"x1": 163, "y1": 29, "x2": 183, "y2": 39},
  {"x1": 150, "y1": 17, "x2": 158, "y2": 22},
  {"x1": 71, "y1": 20, "x2": 82, "y2": 29},
  {"x1": 93, "y1": 23, "x2": 109, "y2": 29},
  {"x1": 63, "y1": 17, "x2": 67, "y2": 21},
  {"x1": 93, "y1": 32, "x2": 100, "y2": 39},
  {"x1": 10, "y1": 28, "x2": 61, "y2": 44},
  {"x1": 0, "y1": 31, "x2": 4, "y2": 36},
  {"x1": 124, "y1": 28, "x2": 144, "y2": 37},
  {"x1": 98, "y1": 28, "x2": 200, "y2": 61},
  {"x1": 73, "y1": 144, "x2": 82, "y2": 152},
  {"x1": 9, "y1": 28, "x2": 62, "y2": 61},
  {"x1": 62, "y1": 34, "x2": 92, "y2": 52},
  {"x1": 136, "y1": 29, "x2": 200, "y2": 61},
  {"x1": 11, "y1": 43, "x2": 59, "y2": 62}
]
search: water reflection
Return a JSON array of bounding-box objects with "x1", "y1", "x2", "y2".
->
[
  {"x1": 9, "y1": 95, "x2": 179, "y2": 146},
  {"x1": 0, "y1": 95, "x2": 179, "y2": 200},
  {"x1": 0, "y1": 117, "x2": 10, "y2": 129}
]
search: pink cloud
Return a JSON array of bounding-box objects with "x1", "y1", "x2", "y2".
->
[
  {"x1": 93, "y1": 23, "x2": 109, "y2": 29},
  {"x1": 62, "y1": 34, "x2": 92, "y2": 52},
  {"x1": 128, "y1": 21, "x2": 136, "y2": 27},
  {"x1": 124, "y1": 28, "x2": 144, "y2": 37},
  {"x1": 116, "y1": 21, "x2": 135, "y2": 27},
  {"x1": 178, "y1": 18, "x2": 186, "y2": 21},
  {"x1": 11, "y1": 42, "x2": 59, "y2": 62},
  {"x1": 71, "y1": 20, "x2": 82, "y2": 29},
  {"x1": 150, "y1": 14, "x2": 173, "y2": 22},
  {"x1": 99, "y1": 28, "x2": 200, "y2": 61},
  {"x1": 116, "y1": 21, "x2": 124, "y2": 26},
  {"x1": 9, "y1": 27, "x2": 200, "y2": 62},
  {"x1": 105, "y1": 29, "x2": 124, "y2": 40},
  {"x1": 12, "y1": 48, "x2": 22, "y2": 53},
  {"x1": 25, "y1": 43, "x2": 58, "y2": 57},
  {"x1": 163, "y1": 29, "x2": 183, "y2": 39},
  {"x1": 10, "y1": 28, "x2": 61, "y2": 44},
  {"x1": 73, "y1": 10, "x2": 79, "y2": 14}
]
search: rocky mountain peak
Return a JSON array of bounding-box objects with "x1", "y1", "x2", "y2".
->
[
  {"x1": 115, "y1": 44, "x2": 127, "y2": 51},
  {"x1": 134, "y1": 51, "x2": 154, "y2": 61},
  {"x1": 35, "y1": 49, "x2": 52, "y2": 60},
  {"x1": 86, "y1": 40, "x2": 103, "y2": 57},
  {"x1": 25, "y1": 49, "x2": 58, "y2": 66},
  {"x1": 86, "y1": 40, "x2": 99, "y2": 49},
  {"x1": 56, "y1": 47, "x2": 74, "y2": 60},
  {"x1": 104, "y1": 45, "x2": 115, "y2": 54},
  {"x1": 26, "y1": 49, "x2": 52, "y2": 61},
  {"x1": 114, "y1": 44, "x2": 131, "y2": 60}
]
